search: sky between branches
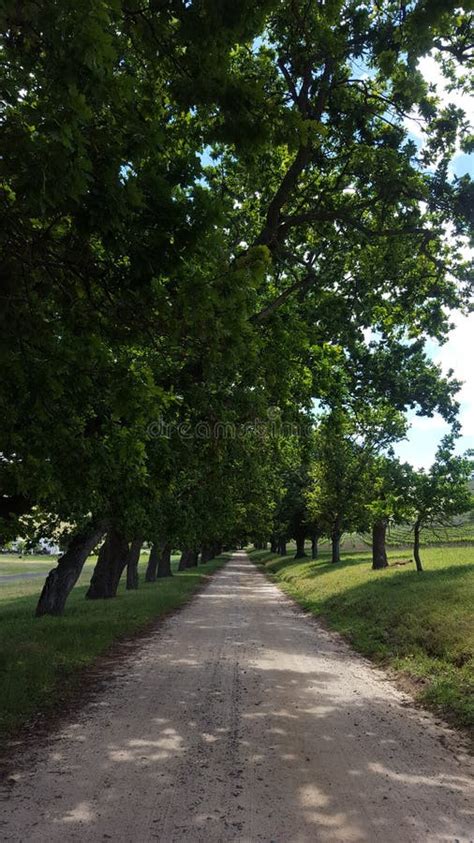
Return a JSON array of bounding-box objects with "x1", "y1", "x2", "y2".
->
[{"x1": 394, "y1": 55, "x2": 473, "y2": 468}]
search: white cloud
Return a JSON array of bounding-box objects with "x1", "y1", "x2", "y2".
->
[
  {"x1": 409, "y1": 412, "x2": 447, "y2": 432},
  {"x1": 404, "y1": 53, "x2": 473, "y2": 172},
  {"x1": 432, "y1": 312, "x2": 474, "y2": 436},
  {"x1": 418, "y1": 55, "x2": 472, "y2": 114},
  {"x1": 393, "y1": 312, "x2": 474, "y2": 469},
  {"x1": 407, "y1": 56, "x2": 473, "y2": 438}
]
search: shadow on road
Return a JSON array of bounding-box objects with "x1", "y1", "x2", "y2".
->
[{"x1": 1, "y1": 554, "x2": 472, "y2": 842}]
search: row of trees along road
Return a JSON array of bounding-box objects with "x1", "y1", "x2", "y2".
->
[
  {"x1": 0, "y1": 0, "x2": 472, "y2": 613},
  {"x1": 266, "y1": 404, "x2": 472, "y2": 571}
]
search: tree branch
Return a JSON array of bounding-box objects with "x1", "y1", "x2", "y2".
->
[
  {"x1": 250, "y1": 271, "x2": 316, "y2": 323},
  {"x1": 254, "y1": 58, "x2": 334, "y2": 250}
]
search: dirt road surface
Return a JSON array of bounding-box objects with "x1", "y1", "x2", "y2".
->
[{"x1": 1, "y1": 552, "x2": 472, "y2": 842}]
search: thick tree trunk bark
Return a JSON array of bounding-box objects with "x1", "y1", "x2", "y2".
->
[
  {"x1": 110, "y1": 536, "x2": 130, "y2": 594},
  {"x1": 331, "y1": 531, "x2": 341, "y2": 564},
  {"x1": 270, "y1": 536, "x2": 278, "y2": 553},
  {"x1": 311, "y1": 533, "x2": 319, "y2": 560},
  {"x1": 86, "y1": 527, "x2": 129, "y2": 599},
  {"x1": 145, "y1": 543, "x2": 160, "y2": 582},
  {"x1": 178, "y1": 548, "x2": 191, "y2": 571},
  {"x1": 372, "y1": 520, "x2": 388, "y2": 570},
  {"x1": 203, "y1": 543, "x2": 217, "y2": 563},
  {"x1": 294, "y1": 527, "x2": 306, "y2": 559},
  {"x1": 157, "y1": 543, "x2": 173, "y2": 578},
  {"x1": 187, "y1": 548, "x2": 198, "y2": 567},
  {"x1": 36, "y1": 523, "x2": 106, "y2": 616},
  {"x1": 278, "y1": 537, "x2": 287, "y2": 555},
  {"x1": 413, "y1": 522, "x2": 423, "y2": 572},
  {"x1": 126, "y1": 538, "x2": 143, "y2": 590}
]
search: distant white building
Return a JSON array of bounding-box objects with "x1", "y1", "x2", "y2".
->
[
  {"x1": 38, "y1": 538, "x2": 60, "y2": 555},
  {"x1": 8, "y1": 537, "x2": 60, "y2": 555}
]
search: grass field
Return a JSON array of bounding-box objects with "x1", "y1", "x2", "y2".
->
[
  {"x1": 0, "y1": 553, "x2": 227, "y2": 740},
  {"x1": 278, "y1": 521, "x2": 474, "y2": 557},
  {"x1": 0, "y1": 556, "x2": 61, "y2": 576},
  {"x1": 383, "y1": 521, "x2": 474, "y2": 547},
  {"x1": 321, "y1": 521, "x2": 474, "y2": 551},
  {"x1": 249, "y1": 545, "x2": 474, "y2": 735}
]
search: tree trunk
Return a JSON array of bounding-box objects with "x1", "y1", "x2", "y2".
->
[
  {"x1": 110, "y1": 536, "x2": 130, "y2": 594},
  {"x1": 157, "y1": 543, "x2": 173, "y2": 578},
  {"x1": 145, "y1": 543, "x2": 160, "y2": 582},
  {"x1": 36, "y1": 523, "x2": 106, "y2": 616},
  {"x1": 331, "y1": 531, "x2": 341, "y2": 564},
  {"x1": 201, "y1": 544, "x2": 215, "y2": 563},
  {"x1": 126, "y1": 538, "x2": 143, "y2": 590},
  {"x1": 413, "y1": 521, "x2": 423, "y2": 572},
  {"x1": 178, "y1": 548, "x2": 191, "y2": 571},
  {"x1": 270, "y1": 536, "x2": 278, "y2": 553},
  {"x1": 278, "y1": 537, "x2": 287, "y2": 555},
  {"x1": 372, "y1": 520, "x2": 388, "y2": 570},
  {"x1": 294, "y1": 527, "x2": 306, "y2": 559},
  {"x1": 211, "y1": 542, "x2": 219, "y2": 558},
  {"x1": 187, "y1": 548, "x2": 198, "y2": 567},
  {"x1": 86, "y1": 528, "x2": 129, "y2": 599},
  {"x1": 311, "y1": 533, "x2": 319, "y2": 560}
]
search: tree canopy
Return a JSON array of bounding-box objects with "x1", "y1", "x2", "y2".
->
[{"x1": 0, "y1": 0, "x2": 472, "y2": 612}]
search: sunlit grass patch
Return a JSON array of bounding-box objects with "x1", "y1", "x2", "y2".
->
[
  {"x1": 0, "y1": 554, "x2": 227, "y2": 739},
  {"x1": 249, "y1": 545, "x2": 474, "y2": 734}
]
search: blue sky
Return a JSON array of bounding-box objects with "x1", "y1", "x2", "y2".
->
[
  {"x1": 394, "y1": 55, "x2": 473, "y2": 468},
  {"x1": 393, "y1": 312, "x2": 474, "y2": 468},
  {"x1": 204, "y1": 52, "x2": 472, "y2": 467}
]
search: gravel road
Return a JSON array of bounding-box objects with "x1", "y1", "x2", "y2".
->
[{"x1": 1, "y1": 551, "x2": 472, "y2": 842}]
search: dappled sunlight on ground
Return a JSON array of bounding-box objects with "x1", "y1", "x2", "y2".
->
[{"x1": 1, "y1": 553, "x2": 472, "y2": 842}]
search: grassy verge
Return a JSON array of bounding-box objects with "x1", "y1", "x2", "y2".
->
[
  {"x1": 0, "y1": 554, "x2": 227, "y2": 740},
  {"x1": 249, "y1": 546, "x2": 474, "y2": 735},
  {"x1": 0, "y1": 556, "x2": 61, "y2": 576}
]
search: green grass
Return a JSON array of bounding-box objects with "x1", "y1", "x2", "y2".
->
[
  {"x1": 249, "y1": 545, "x2": 474, "y2": 735},
  {"x1": 0, "y1": 551, "x2": 148, "y2": 577},
  {"x1": 275, "y1": 520, "x2": 474, "y2": 557},
  {"x1": 358, "y1": 520, "x2": 474, "y2": 547},
  {"x1": 384, "y1": 521, "x2": 474, "y2": 546},
  {"x1": 0, "y1": 555, "x2": 61, "y2": 576},
  {"x1": 0, "y1": 553, "x2": 227, "y2": 740}
]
